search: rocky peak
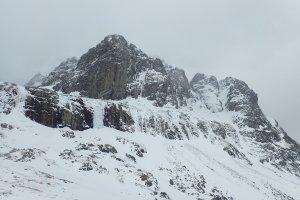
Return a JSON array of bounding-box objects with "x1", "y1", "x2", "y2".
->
[
  {"x1": 190, "y1": 74, "x2": 263, "y2": 117},
  {"x1": 191, "y1": 73, "x2": 219, "y2": 90},
  {"x1": 53, "y1": 57, "x2": 78, "y2": 72},
  {"x1": 25, "y1": 72, "x2": 45, "y2": 87},
  {"x1": 189, "y1": 74, "x2": 283, "y2": 143},
  {"x1": 74, "y1": 35, "x2": 131, "y2": 99},
  {"x1": 103, "y1": 34, "x2": 129, "y2": 47},
  {"x1": 40, "y1": 57, "x2": 78, "y2": 91},
  {"x1": 219, "y1": 77, "x2": 281, "y2": 143},
  {"x1": 219, "y1": 77, "x2": 258, "y2": 113},
  {"x1": 77, "y1": 34, "x2": 130, "y2": 71},
  {"x1": 33, "y1": 35, "x2": 191, "y2": 108},
  {"x1": 190, "y1": 73, "x2": 222, "y2": 112},
  {"x1": 219, "y1": 77, "x2": 267, "y2": 129}
]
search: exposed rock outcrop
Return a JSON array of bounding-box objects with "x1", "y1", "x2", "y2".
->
[
  {"x1": 220, "y1": 77, "x2": 300, "y2": 176},
  {"x1": 25, "y1": 72, "x2": 45, "y2": 87},
  {"x1": 60, "y1": 97, "x2": 93, "y2": 131},
  {"x1": 0, "y1": 82, "x2": 19, "y2": 114},
  {"x1": 25, "y1": 88, "x2": 93, "y2": 130},
  {"x1": 220, "y1": 77, "x2": 280, "y2": 142},
  {"x1": 220, "y1": 77, "x2": 266, "y2": 127},
  {"x1": 190, "y1": 73, "x2": 222, "y2": 112},
  {"x1": 25, "y1": 88, "x2": 60, "y2": 128},
  {"x1": 40, "y1": 57, "x2": 78, "y2": 92},
  {"x1": 103, "y1": 103, "x2": 134, "y2": 132},
  {"x1": 74, "y1": 35, "x2": 130, "y2": 99},
  {"x1": 36, "y1": 35, "x2": 191, "y2": 108}
]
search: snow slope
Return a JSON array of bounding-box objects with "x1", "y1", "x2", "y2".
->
[{"x1": 0, "y1": 84, "x2": 300, "y2": 200}]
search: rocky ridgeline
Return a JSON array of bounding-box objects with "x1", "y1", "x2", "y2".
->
[
  {"x1": 1, "y1": 34, "x2": 300, "y2": 199},
  {"x1": 0, "y1": 34, "x2": 297, "y2": 178}
]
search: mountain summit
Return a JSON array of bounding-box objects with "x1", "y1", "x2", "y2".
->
[
  {"x1": 1, "y1": 35, "x2": 300, "y2": 200},
  {"x1": 34, "y1": 34, "x2": 190, "y2": 107}
]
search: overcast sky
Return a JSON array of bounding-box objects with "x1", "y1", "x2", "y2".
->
[{"x1": 0, "y1": 0, "x2": 299, "y2": 142}]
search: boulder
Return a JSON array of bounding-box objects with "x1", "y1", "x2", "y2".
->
[{"x1": 98, "y1": 144, "x2": 118, "y2": 154}]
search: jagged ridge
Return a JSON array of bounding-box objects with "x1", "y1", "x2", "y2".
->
[
  {"x1": 24, "y1": 34, "x2": 300, "y2": 178},
  {"x1": 1, "y1": 34, "x2": 299, "y2": 199}
]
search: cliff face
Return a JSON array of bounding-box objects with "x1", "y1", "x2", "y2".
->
[
  {"x1": 37, "y1": 35, "x2": 191, "y2": 108},
  {"x1": 25, "y1": 88, "x2": 93, "y2": 130},
  {"x1": 1, "y1": 35, "x2": 299, "y2": 200}
]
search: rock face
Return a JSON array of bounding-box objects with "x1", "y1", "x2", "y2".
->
[
  {"x1": 25, "y1": 88, "x2": 93, "y2": 130},
  {"x1": 103, "y1": 103, "x2": 134, "y2": 132},
  {"x1": 25, "y1": 88, "x2": 60, "y2": 128},
  {"x1": 60, "y1": 97, "x2": 93, "y2": 131},
  {"x1": 41, "y1": 57, "x2": 78, "y2": 92},
  {"x1": 0, "y1": 82, "x2": 19, "y2": 115},
  {"x1": 220, "y1": 77, "x2": 276, "y2": 141},
  {"x1": 190, "y1": 74, "x2": 282, "y2": 143},
  {"x1": 189, "y1": 74, "x2": 300, "y2": 176},
  {"x1": 75, "y1": 35, "x2": 130, "y2": 99},
  {"x1": 37, "y1": 35, "x2": 191, "y2": 108}
]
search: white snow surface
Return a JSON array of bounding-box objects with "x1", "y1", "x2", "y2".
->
[{"x1": 0, "y1": 85, "x2": 300, "y2": 200}]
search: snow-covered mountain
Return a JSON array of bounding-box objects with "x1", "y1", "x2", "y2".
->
[{"x1": 1, "y1": 35, "x2": 299, "y2": 200}]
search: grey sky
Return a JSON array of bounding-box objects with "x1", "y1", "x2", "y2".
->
[{"x1": 0, "y1": 0, "x2": 299, "y2": 142}]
